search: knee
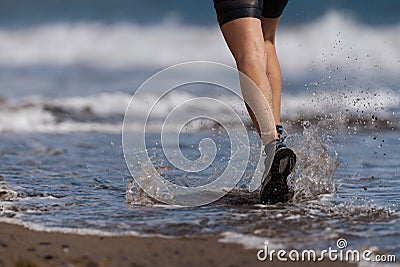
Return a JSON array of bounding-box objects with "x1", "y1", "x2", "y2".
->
[{"x1": 234, "y1": 45, "x2": 266, "y2": 71}]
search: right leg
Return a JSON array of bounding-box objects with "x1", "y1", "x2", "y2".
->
[
  {"x1": 259, "y1": 0, "x2": 296, "y2": 204},
  {"x1": 261, "y1": 0, "x2": 288, "y2": 129},
  {"x1": 261, "y1": 17, "x2": 282, "y2": 127}
]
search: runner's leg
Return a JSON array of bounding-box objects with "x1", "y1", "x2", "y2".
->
[{"x1": 261, "y1": 17, "x2": 282, "y2": 126}]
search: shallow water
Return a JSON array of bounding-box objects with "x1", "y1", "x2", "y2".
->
[{"x1": 1, "y1": 128, "x2": 399, "y2": 257}]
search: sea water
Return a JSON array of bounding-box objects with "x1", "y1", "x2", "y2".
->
[
  {"x1": 1, "y1": 129, "x2": 399, "y2": 255},
  {"x1": 0, "y1": 0, "x2": 399, "y2": 258}
]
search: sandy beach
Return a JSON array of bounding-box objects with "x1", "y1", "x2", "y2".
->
[{"x1": 0, "y1": 222, "x2": 358, "y2": 267}]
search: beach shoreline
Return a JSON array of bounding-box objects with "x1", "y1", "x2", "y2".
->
[{"x1": 0, "y1": 222, "x2": 357, "y2": 267}]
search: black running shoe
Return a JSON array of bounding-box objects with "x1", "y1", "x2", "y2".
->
[{"x1": 260, "y1": 140, "x2": 296, "y2": 204}]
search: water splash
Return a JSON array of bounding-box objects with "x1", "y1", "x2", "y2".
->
[
  {"x1": 287, "y1": 121, "x2": 339, "y2": 203},
  {"x1": 125, "y1": 179, "x2": 159, "y2": 206},
  {"x1": 126, "y1": 122, "x2": 339, "y2": 206}
]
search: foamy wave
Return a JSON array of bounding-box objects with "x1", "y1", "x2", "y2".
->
[
  {"x1": 0, "y1": 11, "x2": 399, "y2": 75},
  {"x1": 0, "y1": 21, "x2": 227, "y2": 68},
  {"x1": 0, "y1": 88, "x2": 398, "y2": 133},
  {"x1": 0, "y1": 92, "x2": 130, "y2": 133},
  {"x1": 0, "y1": 218, "x2": 172, "y2": 238},
  {"x1": 219, "y1": 232, "x2": 283, "y2": 250}
]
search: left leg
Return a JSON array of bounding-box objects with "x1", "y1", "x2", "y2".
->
[
  {"x1": 259, "y1": 0, "x2": 297, "y2": 204},
  {"x1": 261, "y1": 0, "x2": 288, "y2": 131}
]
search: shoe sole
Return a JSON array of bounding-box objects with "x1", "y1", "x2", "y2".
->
[{"x1": 260, "y1": 147, "x2": 296, "y2": 204}]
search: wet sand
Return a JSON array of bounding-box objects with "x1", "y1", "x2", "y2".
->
[{"x1": 0, "y1": 222, "x2": 356, "y2": 267}]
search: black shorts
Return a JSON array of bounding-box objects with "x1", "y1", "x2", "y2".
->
[{"x1": 213, "y1": 0, "x2": 288, "y2": 27}]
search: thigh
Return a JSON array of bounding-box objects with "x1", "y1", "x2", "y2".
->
[{"x1": 220, "y1": 17, "x2": 265, "y2": 66}]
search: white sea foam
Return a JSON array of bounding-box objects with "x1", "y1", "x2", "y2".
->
[
  {"x1": 219, "y1": 232, "x2": 283, "y2": 250},
  {"x1": 0, "y1": 189, "x2": 19, "y2": 201},
  {"x1": 0, "y1": 11, "x2": 399, "y2": 76},
  {"x1": 0, "y1": 87, "x2": 398, "y2": 133},
  {"x1": 0, "y1": 217, "x2": 173, "y2": 238}
]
